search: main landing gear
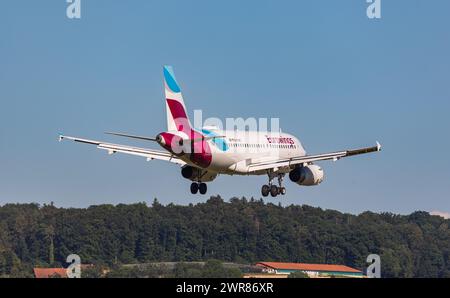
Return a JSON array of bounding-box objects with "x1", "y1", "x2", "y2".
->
[
  {"x1": 190, "y1": 182, "x2": 207, "y2": 195},
  {"x1": 261, "y1": 173, "x2": 286, "y2": 198}
]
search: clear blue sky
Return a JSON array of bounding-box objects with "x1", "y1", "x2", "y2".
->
[{"x1": 1, "y1": 1, "x2": 449, "y2": 215}]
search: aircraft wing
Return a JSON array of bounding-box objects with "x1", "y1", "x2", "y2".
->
[
  {"x1": 247, "y1": 142, "x2": 381, "y2": 173},
  {"x1": 59, "y1": 135, "x2": 186, "y2": 166}
]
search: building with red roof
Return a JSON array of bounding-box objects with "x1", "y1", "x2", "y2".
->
[
  {"x1": 33, "y1": 268, "x2": 68, "y2": 278},
  {"x1": 255, "y1": 262, "x2": 364, "y2": 278},
  {"x1": 34, "y1": 264, "x2": 93, "y2": 278}
]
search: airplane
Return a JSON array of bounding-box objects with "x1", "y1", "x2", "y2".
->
[{"x1": 59, "y1": 66, "x2": 381, "y2": 197}]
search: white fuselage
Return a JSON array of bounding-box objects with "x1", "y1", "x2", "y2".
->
[{"x1": 179, "y1": 129, "x2": 306, "y2": 175}]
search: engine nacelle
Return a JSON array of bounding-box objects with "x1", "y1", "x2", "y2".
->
[
  {"x1": 181, "y1": 165, "x2": 217, "y2": 182},
  {"x1": 289, "y1": 165, "x2": 324, "y2": 186}
]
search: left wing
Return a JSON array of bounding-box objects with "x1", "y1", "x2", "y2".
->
[
  {"x1": 59, "y1": 135, "x2": 186, "y2": 166},
  {"x1": 105, "y1": 131, "x2": 225, "y2": 144},
  {"x1": 247, "y1": 142, "x2": 381, "y2": 173}
]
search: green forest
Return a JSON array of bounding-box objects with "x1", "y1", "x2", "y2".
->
[{"x1": 0, "y1": 196, "x2": 449, "y2": 277}]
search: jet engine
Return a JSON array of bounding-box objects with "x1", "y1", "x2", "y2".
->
[
  {"x1": 289, "y1": 165, "x2": 324, "y2": 186},
  {"x1": 181, "y1": 165, "x2": 217, "y2": 182}
]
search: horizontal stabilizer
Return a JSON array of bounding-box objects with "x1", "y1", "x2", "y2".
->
[{"x1": 105, "y1": 132, "x2": 157, "y2": 142}]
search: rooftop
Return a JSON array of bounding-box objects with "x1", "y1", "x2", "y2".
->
[
  {"x1": 256, "y1": 262, "x2": 362, "y2": 273},
  {"x1": 33, "y1": 268, "x2": 67, "y2": 278}
]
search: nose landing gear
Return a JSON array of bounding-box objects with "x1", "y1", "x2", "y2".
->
[
  {"x1": 261, "y1": 173, "x2": 286, "y2": 197},
  {"x1": 190, "y1": 182, "x2": 207, "y2": 195}
]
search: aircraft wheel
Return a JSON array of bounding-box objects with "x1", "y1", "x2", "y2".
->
[
  {"x1": 270, "y1": 185, "x2": 278, "y2": 197},
  {"x1": 199, "y1": 183, "x2": 207, "y2": 195},
  {"x1": 190, "y1": 183, "x2": 199, "y2": 194},
  {"x1": 261, "y1": 185, "x2": 270, "y2": 197},
  {"x1": 279, "y1": 187, "x2": 286, "y2": 195}
]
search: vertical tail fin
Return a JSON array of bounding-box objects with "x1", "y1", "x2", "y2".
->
[{"x1": 163, "y1": 66, "x2": 192, "y2": 134}]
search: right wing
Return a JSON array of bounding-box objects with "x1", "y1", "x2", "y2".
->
[
  {"x1": 59, "y1": 135, "x2": 186, "y2": 166},
  {"x1": 247, "y1": 142, "x2": 381, "y2": 173}
]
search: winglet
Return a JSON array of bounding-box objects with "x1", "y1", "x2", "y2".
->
[
  {"x1": 59, "y1": 134, "x2": 64, "y2": 142},
  {"x1": 376, "y1": 141, "x2": 382, "y2": 151}
]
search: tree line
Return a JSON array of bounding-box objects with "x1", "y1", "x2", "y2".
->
[{"x1": 0, "y1": 196, "x2": 448, "y2": 277}]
